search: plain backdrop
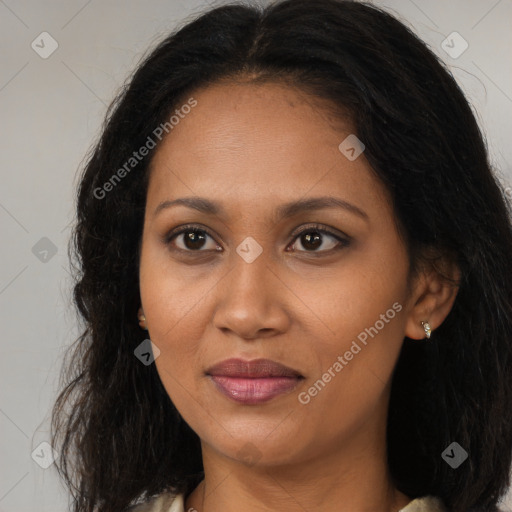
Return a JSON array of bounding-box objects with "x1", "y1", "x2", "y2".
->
[{"x1": 1, "y1": 0, "x2": 511, "y2": 510}]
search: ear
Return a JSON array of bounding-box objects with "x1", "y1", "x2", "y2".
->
[{"x1": 404, "y1": 255, "x2": 461, "y2": 340}]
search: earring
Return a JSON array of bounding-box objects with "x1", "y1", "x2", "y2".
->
[
  {"x1": 138, "y1": 308, "x2": 148, "y2": 331},
  {"x1": 420, "y1": 320, "x2": 432, "y2": 339}
]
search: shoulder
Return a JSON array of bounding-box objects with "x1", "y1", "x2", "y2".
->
[
  {"x1": 400, "y1": 495, "x2": 509, "y2": 512},
  {"x1": 125, "y1": 492, "x2": 185, "y2": 512},
  {"x1": 400, "y1": 496, "x2": 448, "y2": 512}
]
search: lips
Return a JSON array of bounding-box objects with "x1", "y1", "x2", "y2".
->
[
  {"x1": 206, "y1": 358, "x2": 303, "y2": 378},
  {"x1": 205, "y1": 358, "x2": 304, "y2": 404}
]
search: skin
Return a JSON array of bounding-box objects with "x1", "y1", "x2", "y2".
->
[{"x1": 138, "y1": 80, "x2": 459, "y2": 512}]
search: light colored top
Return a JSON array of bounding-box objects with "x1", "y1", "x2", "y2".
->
[{"x1": 128, "y1": 492, "x2": 448, "y2": 511}]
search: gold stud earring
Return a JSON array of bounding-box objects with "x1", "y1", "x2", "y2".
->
[
  {"x1": 421, "y1": 320, "x2": 432, "y2": 340},
  {"x1": 138, "y1": 308, "x2": 148, "y2": 331}
]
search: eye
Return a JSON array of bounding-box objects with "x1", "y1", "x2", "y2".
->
[
  {"x1": 163, "y1": 223, "x2": 350, "y2": 255},
  {"x1": 287, "y1": 224, "x2": 350, "y2": 254},
  {"x1": 164, "y1": 225, "x2": 221, "y2": 252}
]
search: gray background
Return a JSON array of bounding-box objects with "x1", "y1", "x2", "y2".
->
[{"x1": 1, "y1": 0, "x2": 511, "y2": 510}]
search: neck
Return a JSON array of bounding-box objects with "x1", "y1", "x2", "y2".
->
[{"x1": 185, "y1": 410, "x2": 411, "y2": 512}]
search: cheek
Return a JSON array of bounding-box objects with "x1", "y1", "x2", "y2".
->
[
  {"x1": 139, "y1": 243, "x2": 208, "y2": 398},
  {"x1": 295, "y1": 243, "x2": 408, "y2": 352},
  {"x1": 139, "y1": 237, "x2": 208, "y2": 341},
  {"x1": 295, "y1": 303, "x2": 406, "y2": 448},
  {"x1": 295, "y1": 242, "x2": 408, "y2": 418}
]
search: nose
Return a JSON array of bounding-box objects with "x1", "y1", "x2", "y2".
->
[{"x1": 211, "y1": 249, "x2": 291, "y2": 340}]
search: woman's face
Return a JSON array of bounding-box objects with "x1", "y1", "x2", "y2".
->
[{"x1": 139, "y1": 81, "x2": 415, "y2": 466}]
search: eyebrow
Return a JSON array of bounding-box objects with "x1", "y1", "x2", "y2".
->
[{"x1": 153, "y1": 196, "x2": 369, "y2": 222}]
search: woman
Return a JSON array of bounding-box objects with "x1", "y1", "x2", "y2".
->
[{"x1": 51, "y1": 1, "x2": 512, "y2": 511}]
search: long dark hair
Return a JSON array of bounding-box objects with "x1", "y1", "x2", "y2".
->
[{"x1": 51, "y1": 1, "x2": 512, "y2": 511}]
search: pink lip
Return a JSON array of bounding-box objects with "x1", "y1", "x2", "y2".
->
[
  {"x1": 205, "y1": 358, "x2": 304, "y2": 404},
  {"x1": 209, "y1": 375, "x2": 302, "y2": 404}
]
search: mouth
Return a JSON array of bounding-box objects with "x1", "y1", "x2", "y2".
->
[{"x1": 205, "y1": 358, "x2": 304, "y2": 405}]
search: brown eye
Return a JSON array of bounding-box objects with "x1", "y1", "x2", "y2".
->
[
  {"x1": 288, "y1": 225, "x2": 350, "y2": 253},
  {"x1": 300, "y1": 231, "x2": 323, "y2": 251},
  {"x1": 181, "y1": 230, "x2": 208, "y2": 250},
  {"x1": 166, "y1": 227, "x2": 220, "y2": 252}
]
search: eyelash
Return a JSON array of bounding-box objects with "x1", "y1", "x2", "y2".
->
[{"x1": 163, "y1": 223, "x2": 350, "y2": 255}]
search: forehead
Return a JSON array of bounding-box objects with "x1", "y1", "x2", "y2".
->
[{"x1": 146, "y1": 81, "x2": 390, "y2": 220}]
